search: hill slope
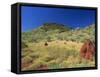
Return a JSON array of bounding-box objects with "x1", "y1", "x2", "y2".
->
[
  {"x1": 21, "y1": 23, "x2": 95, "y2": 70},
  {"x1": 22, "y1": 23, "x2": 95, "y2": 44}
]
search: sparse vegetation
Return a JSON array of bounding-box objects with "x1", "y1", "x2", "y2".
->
[{"x1": 21, "y1": 23, "x2": 95, "y2": 71}]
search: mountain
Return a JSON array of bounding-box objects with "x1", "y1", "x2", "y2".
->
[
  {"x1": 39, "y1": 23, "x2": 72, "y2": 32},
  {"x1": 22, "y1": 23, "x2": 95, "y2": 43}
]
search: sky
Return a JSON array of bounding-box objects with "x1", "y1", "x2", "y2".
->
[{"x1": 21, "y1": 6, "x2": 96, "y2": 32}]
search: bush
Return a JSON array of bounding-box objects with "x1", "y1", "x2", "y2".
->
[
  {"x1": 22, "y1": 56, "x2": 33, "y2": 64},
  {"x1": 21, "y1": 42, "x2": 28, "y2": 48}
]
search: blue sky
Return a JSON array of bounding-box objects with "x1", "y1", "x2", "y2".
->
[{"x1": 21, "y1": 6, "x2": 95, "y2": 32}]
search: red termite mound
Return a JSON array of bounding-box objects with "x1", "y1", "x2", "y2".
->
[{"x1": 80, "y1": 39, "x2": 95, "y2": 60}]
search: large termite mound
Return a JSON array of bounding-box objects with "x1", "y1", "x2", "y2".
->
[{"x1": 80, "y1": 39, "x2": 95, "y2": 60}]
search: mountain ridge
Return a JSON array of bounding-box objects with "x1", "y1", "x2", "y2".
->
[{"x1": 22, "y1": 23, "x2": 95, "y2": 43}]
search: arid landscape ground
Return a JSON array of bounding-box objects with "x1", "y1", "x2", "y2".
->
[{"x1": 21, "y1": 23, "x2": 95, "y2": 71}]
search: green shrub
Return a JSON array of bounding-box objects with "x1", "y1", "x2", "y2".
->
[{"x1": 21, "y1": 42, "x2": 28, "y2": 48}]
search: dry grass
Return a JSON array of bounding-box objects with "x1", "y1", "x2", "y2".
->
[{"x1": 21, "y1": 40, "x2": 95, "y2": 71}]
